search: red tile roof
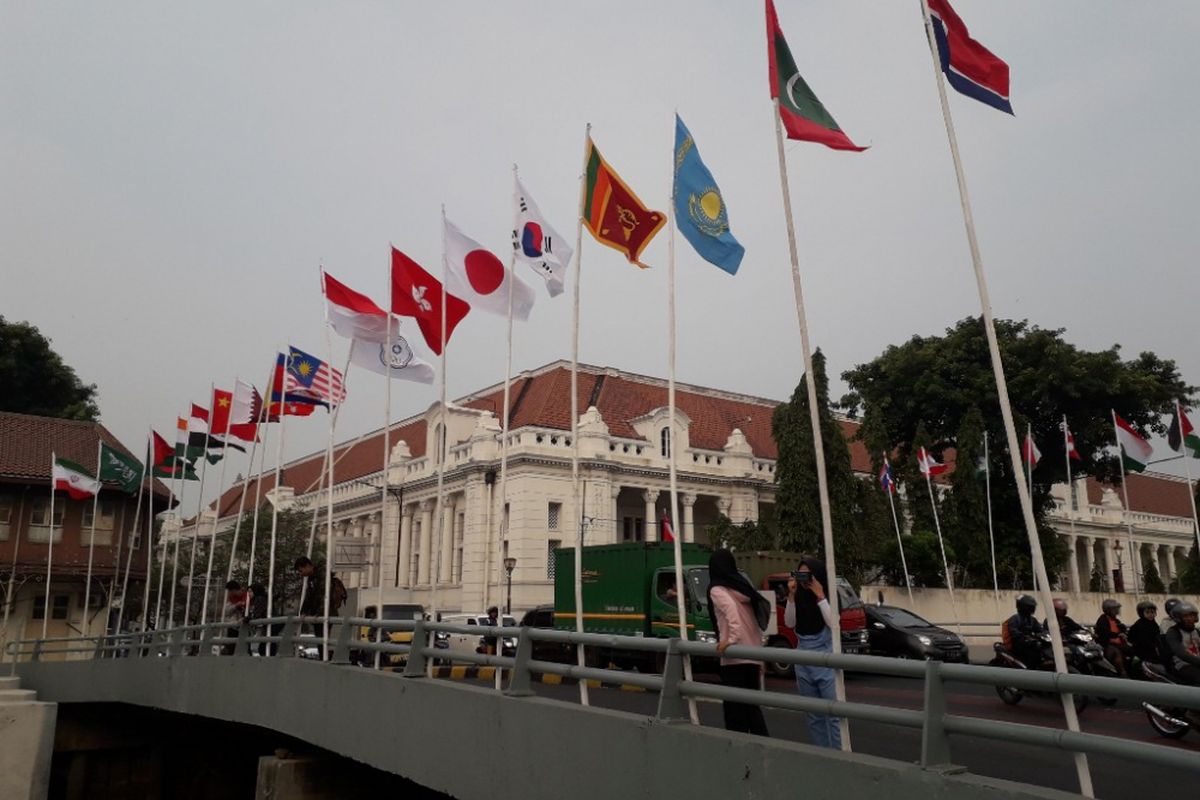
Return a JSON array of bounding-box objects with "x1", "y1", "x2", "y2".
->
[{"x1": 1085, "y1": 474, "x2": 1196, "y2": 519}]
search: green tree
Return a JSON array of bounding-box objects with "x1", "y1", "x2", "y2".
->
[
  {"x1": 841, "y1": 317, "x2": 1192, "y2": 587},
  {"x1": 705, "y1": 516, "x2": 776, "y2": 552},
  {"x1": 1174, "y1": 545, "x2": 1200, "y2": 594},
  {"x1": 878, "y1": 530, "x2": 954, "y2": 588},
  {"x1": 1142, "y1": 559, "x2": 1165, "y2": 594},
  {"x1": 944, "y1": 407, "x2": 990, "y2": 587},
  {"x1": 772, "y1": 350, "x2": 890, "y2": 588},
  {"x1": 0, "y1": 316, "x2": 100, "y2": 420}
]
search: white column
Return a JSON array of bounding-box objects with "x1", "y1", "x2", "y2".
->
[
  {"x1": 642, "y1": 489, "x2": 658, "y2": 542},
  {"x1": 1080, "y1": 536, "x2": 1094, "y2": 591},
  {"x1": 1166, "y1": 546, "x2": 1179, "y2": 588},
  {"x1": 439, "y1": 495, "x2": 456, "y2": 584},
  {"x1": 1065, "y1": 534, "x2": 1078, "y2": 593},
  {"x1": 368, "y1": 511, "x2": 382, "y2": 586},
  {"x1": 397, "y1": 505, "x2": 413, "y2": 587},
  {"x1": 418, "y1": 499, "x2": 434, "y2": 586},
  {"x1": 611, "y1": 485, "x2": 622, "y2": 542},
  {"x1": 681, "y1": 493, "x2": 696, "y2": 544}
]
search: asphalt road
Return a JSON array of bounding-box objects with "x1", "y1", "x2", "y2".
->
[{"x1": 444, "y1": 670, "x2": 1197, "y2": 799}]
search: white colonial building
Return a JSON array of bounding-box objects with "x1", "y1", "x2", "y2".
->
[{"x1": 196, "y1": 361, "x2": 1197, "y2": 615}]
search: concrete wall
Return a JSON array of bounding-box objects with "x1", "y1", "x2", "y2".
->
[
  {"x1": 0, "y1": 677, "x2": 55, "y2": 800},
  {"x1": 17, "y1": 656, "x2": 1077, "y2": 800}
]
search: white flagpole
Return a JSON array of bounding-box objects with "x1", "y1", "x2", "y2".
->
[
  {"x1": 1110, "y1": 410, "x2": 1141, "y2": 599},
  {"x1": 1062, "y1": 416, "x2": 1079, "y2": 591},
  {"x1": 115, "y1": 436, "x2": 147, "y2": 634},
  {"x1": 301, "y1": 353, "x2": 351, "y2": 579},
  {"x1": 266, "y1": 354, "x2": 291, "y2": 620},
  {"x1": 162, "y1": 428, "x2": 187, "y2": 629},
  {"x1": 2, "y1": 490, "x2": 29, "y2": 634},
  {"x1": 155, "y1": 464, "x2": 171, "y2": 629},
  {"x1": 428, "y1": 205, "x2": 451, "y2": 678},
  {"x1": 1026, "y1": 423, "x2": 1036, "y2": 593},
  {"x1": 225, "y1": 364, "x2": 275, "y2": 588},
  {"x1": 983, "y1": 432, "x2": 998, "y2": 602},
  {"x1": 183, "y1": 391, "x2": 214, "y2": 626},
  {"x1": 375, "y1": 308, "x2": 395, "y2": 671},
  {"x1": 666, "y1": 139, "x2": 699, "y2": 725},
  {"x1": 82, "y1": 441, "x2": 102, "y2": 638},
  {"x1": 246, "y1": 369, "x2": 277, "y2": 589},
  {"x1": 109, "y1": 480, "x2": 126, "y2": 636},
  {"x1": 321, "y1": 276, "x2": 341, "y2": 661},
  {"x1": 200, "y1": 406, "x2": 234, "y2": 627},
  {"x1": 570, "y1": 125, "x2": 591, "y2": 707},
  {"x1": 137, "y1": 470, "x2": 152, "y2": 633},
  {"x1": 43, "y1": 452, "x2": 57, "y2": 640},
  {"x1": 884, "y1": 457, "x2": 914, "y2": 607},
  {"x1": 922, "y1": 460, "x2": 960, "y2": 634},
  {"x1": 1177, "y1": 401, "x2": 1200, "y2": 556},
  {"x1": 917, "y1": 2, "x2": 1091, "y2": 791},
  {"x1": 772, "y1": 96, "x2": 846, "y2": 749}
]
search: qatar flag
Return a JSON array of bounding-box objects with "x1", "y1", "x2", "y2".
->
[{"x1": 444, "y1": 217, "x2": 535, "y2": 320}]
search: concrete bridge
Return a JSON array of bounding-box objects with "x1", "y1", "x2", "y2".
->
[{"x1": 5, "y1": 617, "x2": 1199, "y2": 799}]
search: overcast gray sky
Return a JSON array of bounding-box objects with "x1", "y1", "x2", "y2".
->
[{"x1": 3, "y1": 1, "x2": 1198, "y2": 503}]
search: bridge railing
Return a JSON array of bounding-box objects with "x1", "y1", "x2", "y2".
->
[{"x1": 8, "y1": 616, "x2": 1200, "y2": 780}]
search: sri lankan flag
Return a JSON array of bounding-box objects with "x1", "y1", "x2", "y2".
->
[{"x1": 582, "y1": 139, "x2": 666, "y2": 268}]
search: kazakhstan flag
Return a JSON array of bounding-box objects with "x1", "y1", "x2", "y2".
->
[{"x1": 673, "y1": 114, "x2": 744, "y2": 275}]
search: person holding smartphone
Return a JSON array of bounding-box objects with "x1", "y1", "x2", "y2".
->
[{"x1": 785, "y1": 555, "x2": 841, "y2": 749}]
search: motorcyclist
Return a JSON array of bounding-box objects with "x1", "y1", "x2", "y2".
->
[
  {"x1": 1164, "y1": 601, "x2": 1200, "y2": 687},
  {"x1": 1002, "y1": 595, "x2": 1045, "y2": 669},
  {"x1": 1094, "y1": 598, "x2": 1131, "y2": 677},
  {"x1": 1161, "y1": 598, "x2": 1182, "y2": 634},
  {"x1": 1127, "y1": 601, "x2": 1161, "y2": 664},
  {"x1": 1046, "y1": 598, "x2": 1084, "y2": 635}
]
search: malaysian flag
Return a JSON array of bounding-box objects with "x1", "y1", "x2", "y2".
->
[{"x1": 278, "y1": 346, "x2": 346, "y2": 406}]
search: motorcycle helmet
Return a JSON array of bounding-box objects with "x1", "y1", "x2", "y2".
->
[
  {"x1": 1135, "y1": 600, "x2": 1157, "y2": 619},
  {"x1": 1052, "y1": 598, "x2": 1068, "y2": 617},
  {"x1": 1101, "y1": 598, "x2": 1121, "y2": 615},
  {"x1": 1171, "y1": 601, "x2": 1197, "y2": 627},
  {"x1": 1016, "y1": 595, "x2": 1037, "y2": 616},
  {"x1": 1164, "y1": 598, "x2": 1181, "y2": 619}
]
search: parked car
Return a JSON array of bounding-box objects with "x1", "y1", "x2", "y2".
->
[
  {"x1": 519, "y1": 604, "x2": 574, "y2": 663},
  {"x1": 357, "y1": 603, "x2": 425, "y2": 667},
  {"x1": 865, "y1": 604, "x2": 968, "y2": 663},
  {"x1": 439, "y1": 612, "x2": 517, "y2": 661}
]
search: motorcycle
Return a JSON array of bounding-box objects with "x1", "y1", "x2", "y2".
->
[
  {"x1": 990, "y1": 633, "x2": 1088, "y2": 714},
  {"x1": 1138, "y1": 660, "x2": 1194, "y2": 740},
  {"x1": 1063, "y1": 629, "x2": 1119, "y2": 706}
]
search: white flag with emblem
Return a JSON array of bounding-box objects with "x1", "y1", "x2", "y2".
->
[
  {"x1": 444, "y1": 217, "x2": 535, "y2": 320},
  {"x1": 350, "y1": 330, "x2": 435, "y2": 384},
  {"x1": 513, "y1": 175, "x2": 572, "y2": 298}
]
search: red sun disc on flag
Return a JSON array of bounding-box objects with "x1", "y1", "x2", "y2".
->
[{"x1": 465, "y1": 249, "x2": 504, "y2": 295}]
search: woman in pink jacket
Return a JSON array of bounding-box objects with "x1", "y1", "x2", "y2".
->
[{"x1": 708, "y1": 548, "x2": 772, "y2": 736}]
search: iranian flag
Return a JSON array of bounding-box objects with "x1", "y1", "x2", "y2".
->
[
  {"x1": 1113, "y1": 412, "x2": 1153, "y2": 473},
  {"x1": 53, "y1": 456, "x2": 101, "y2": 500},
  {"x1": 766, "y1": 0, "x2": 866, "y2": 152}
]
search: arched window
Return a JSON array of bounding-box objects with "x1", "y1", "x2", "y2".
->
[{"x1": 660, "y1": 427, "x2": 671, "y2": 459}]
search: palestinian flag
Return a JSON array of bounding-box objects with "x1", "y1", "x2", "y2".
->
[
  {"x1": 582, "y1": 139, "x2": 666, "y2": 268},
  {"x1": 1113, "y1": 413, "x2": 1153, "y2": 473},
  {"x1": 53, "y1": 456, "x2": 100, "y2": 500},
  {"x1": 766, "y1": 0, "x2": 865, "y2": 152},
  {"x1": 1167, "y1": 405, "x2": 1200, "y2": 458}
]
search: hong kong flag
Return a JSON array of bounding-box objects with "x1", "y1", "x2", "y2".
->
[
  {"x1": 444, "y1": 217, "x2": 536, "y2": 321},
  {"x1": 390, "y1": 247, "x2": 470, "y2": 356}
]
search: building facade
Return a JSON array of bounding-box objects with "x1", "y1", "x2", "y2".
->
[{"x1": 204, "y1": 362, "x2": 1199, "y2": 616}]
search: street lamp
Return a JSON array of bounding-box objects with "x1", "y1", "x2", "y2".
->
[
  {"x1": 1112, "y1": 539, "x2": 1125, "y2": 594},
  {"x1": 503, "y1": 557, "x2": 517, "y2": 615}
]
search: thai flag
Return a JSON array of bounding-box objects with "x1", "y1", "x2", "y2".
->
[
  {"x1": 878, "y1": 460, "x2": 896, "y2": 494},
  {"x1": 927, "y1": 0, "x2": 1012, "y2": 114}
]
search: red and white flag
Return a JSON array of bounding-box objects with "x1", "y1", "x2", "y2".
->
[
  {"x1": 917, "y1": 446, "x2": 948, "y2": 477},
  {"x1": 322, "y1": 270, "x2": 391, "y2": 343},
  {"x1": 1022, "y1": 433, "x2": 1041, "y2": 467},
  {"x1": 390, "y1": 246, "x2": 470, "y2": 356},
  {"x1": 444, "y1": 217, "x2": 535, "y2": 320},
  {"x1": 660, "y1": 513, "x2": 675, "y2": 543},
  {"x1": 1062, "y1": 422, "x2": 1082, "y2": 461}
]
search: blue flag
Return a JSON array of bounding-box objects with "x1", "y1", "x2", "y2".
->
[{"x1": 672, "y1": 114, "x2": 744, "y2": 275}]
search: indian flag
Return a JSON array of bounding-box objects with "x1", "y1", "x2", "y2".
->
[
  {"x1": 1113, "y1": 413, "x2": 1153, "y2": 473},
  {"x1": 53, "y1": 456, "x2": 100, "y2": 500}
]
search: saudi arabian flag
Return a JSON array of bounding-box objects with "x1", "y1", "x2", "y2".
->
[
  {"x1": 98, "y1": 443, "x2": 144, "y2": 493},
  {"x1": 1113, "y1": 413, "x2": 1153, "y2": 473},
  {"x1": 53, "y1": 456, "x2": 101, "y2": 500}
]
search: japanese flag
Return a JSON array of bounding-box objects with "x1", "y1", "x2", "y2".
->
[{"x1": 444, "y1": 217, "x2": 535, "y2": 320}]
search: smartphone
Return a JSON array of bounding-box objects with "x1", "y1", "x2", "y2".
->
[{"x1": 791, "y1": 571, "x2": 813, "y2": 585}]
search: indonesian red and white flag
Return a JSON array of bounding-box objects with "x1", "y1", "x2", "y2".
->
[
  {"x1": 1062, "y1": 423, "x2": 1082, "y2": 461},
  {"x1": 53, "y1": 455, "x2": 100, "y2": 500},
  {"x1": 660, "y1": 513, "x2": 675, "y2": 543},
  {"x1": 917, "y1": 446, "x2": 948, "y2": 477},
  {"x1": 322, "y1": 270, "x2": 390, "y2": 342},
  {"x1": 444, "y1": 217, "x2": 535, "y2": 320},
  {"x1": 1022, "y1": 433, "x2": 1041, "y2": 467}
]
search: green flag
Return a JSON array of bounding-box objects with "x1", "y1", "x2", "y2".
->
[{"x1": 98, "y1": 443, "x2": 144, "y2": 493}]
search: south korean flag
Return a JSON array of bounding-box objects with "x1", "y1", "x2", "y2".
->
[{"x1": 512, "y1": 174, "x2": 572, "y2": 298}]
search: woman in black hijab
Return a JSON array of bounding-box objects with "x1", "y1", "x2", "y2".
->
[
  {"x1": 785, "y1": 555, "x2": 841, "y2": 748},
  {"x1": 707, "y1": 548, "x2": 771, "y2": 736}
]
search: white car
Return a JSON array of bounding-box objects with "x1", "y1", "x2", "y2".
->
[{"x1": 438, "y1": 613, "x2": 517, "y2": 662}]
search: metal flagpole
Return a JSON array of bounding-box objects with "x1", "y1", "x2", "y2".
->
[
  {"x1": 266, "y1": 353, "x2": 291, "y2": 620},
  {"x1": 163, "y1": 426, "x2": 187, "y2": 629},
  {"x1": 138, "y1": 471, "x2": 153, "y2": 633},
  {"x1": 983, "y1": 432, "x2": 998, "y2": 602},
  {"x1": 570, "y1": 124, "x2": 592, "y2": 707},
  {"x1": 1177, "y1": 401, "x2": 1200, "y2": 555},
  {"x1": 246, "y1": 369, "x2": 277, "y2": 589},
  {"x1": 2, "y1": 489, "x2": 28, "y2": 634},
  {"x1": 1062, "y1": 416, "x2": 1080, "y2": 591},
  {"x1": 301, "y1": 352, "x2": 352, "y2": 612},
  {"x1": 1111, "y1": 411, "x2": 1141, "y2": 600},
  {"x1": 883, "y1": 456, "x2": 914, "y2": 607},
  {"x1": 428, "y1": 206, "x2": 450, "y2": 677},
  {"x1": 917, "y1": 1, "x2": 1091, "y2": 791},
  {"x1": 226, "y1": 365, "x2": 275, "y2": 587},
  {"x1": 43, "y1": 452, "x2": 58, "y2": 640},
  {"x1": 374, "y1": 307, "x2": 395, "y2": 671},
  {"x1": 82, "y1": 441, "x2": 102, "y2": 637},
  {"x1": 923, "y1": 461, "x2": 960, "y2": 634},
  {"x1": 183, "y1": 394, "x2": 214, "y2": 626},
  {"x1": 109, "y1": 483, "x2": 126, "y2": 636},
  {"x1": 666, "y1": 164, "x2": 699, "y2": 725},
  {"x1": 114, "y1": 434, "x2": 147, "y2": 635},
  {"x1": 772, "y1": 96, "x2": 847, "y2": 749},
  {"x1": 1026, "y1": 423, "x2": 1037, "y2": 593},
  {"x1": 154, "y1": 467, "x2": 168, "y2": 629},
  {"x1": 321, "y1": 277, "x2": 340, "y2": 661},
  {"x1": 200, "y1": 400, "x2": 234, "y2": 627}
]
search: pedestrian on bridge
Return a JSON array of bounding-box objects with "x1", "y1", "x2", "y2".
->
[
  {"x1": 708, "y1": 548, "x2": 771, "y2": 737},
  {"x1": 785, "y1": 556, "x2": 841, "y2": 750}
]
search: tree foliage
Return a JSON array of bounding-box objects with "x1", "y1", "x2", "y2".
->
[
  {"x1": 840, "y1": 317, "x2": 1192, "y2": 588},
  {"x1": 1142, "y1": 559, "x2": 1166, "y2": 594},
  {"x1": 0, "y1": 316, "x2": 100, "y2": 420},
  {"x1": 878, "y1": 530, "x2": 955, "y2": 588}
]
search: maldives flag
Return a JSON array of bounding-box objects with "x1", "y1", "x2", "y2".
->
[
  {"x1": 1113, "y1": 412, "x2": 1153, "y2": 473},
  {"x1": 322, "y1": 269, "x2": 390, "y2": 342},
  {"x1": 444, "y1": 217, "x2": 535, "y2": 320},
  {"x1": 917, "y1": 447, "x2": 948, "y2": 477},
  {"x1": 766, "y1": 0, "x2": 866, "y2": 152},
  {"x1": 926, "y1": 0, "x2": 1012, "y2": 114},
  {"x1": 390, "y1": 246, "x2": 470, "y2": 356},
  {"x1": 1022, "y1": 433, "x2": 1041, "y2": 467},
  {"x1": 52, "y1": 455, "x2": 100, "y2": 500},
  {"x1": 660, "y1": 514, "x2": 675, "y2": 544},
  {"x1": 582, "y1": 139, "x2": 667, "y2": 268}
]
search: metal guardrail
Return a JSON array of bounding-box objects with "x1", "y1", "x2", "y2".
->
[{"x1": 7, "y1": 616, "x2": 1200, "y2": 780}]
